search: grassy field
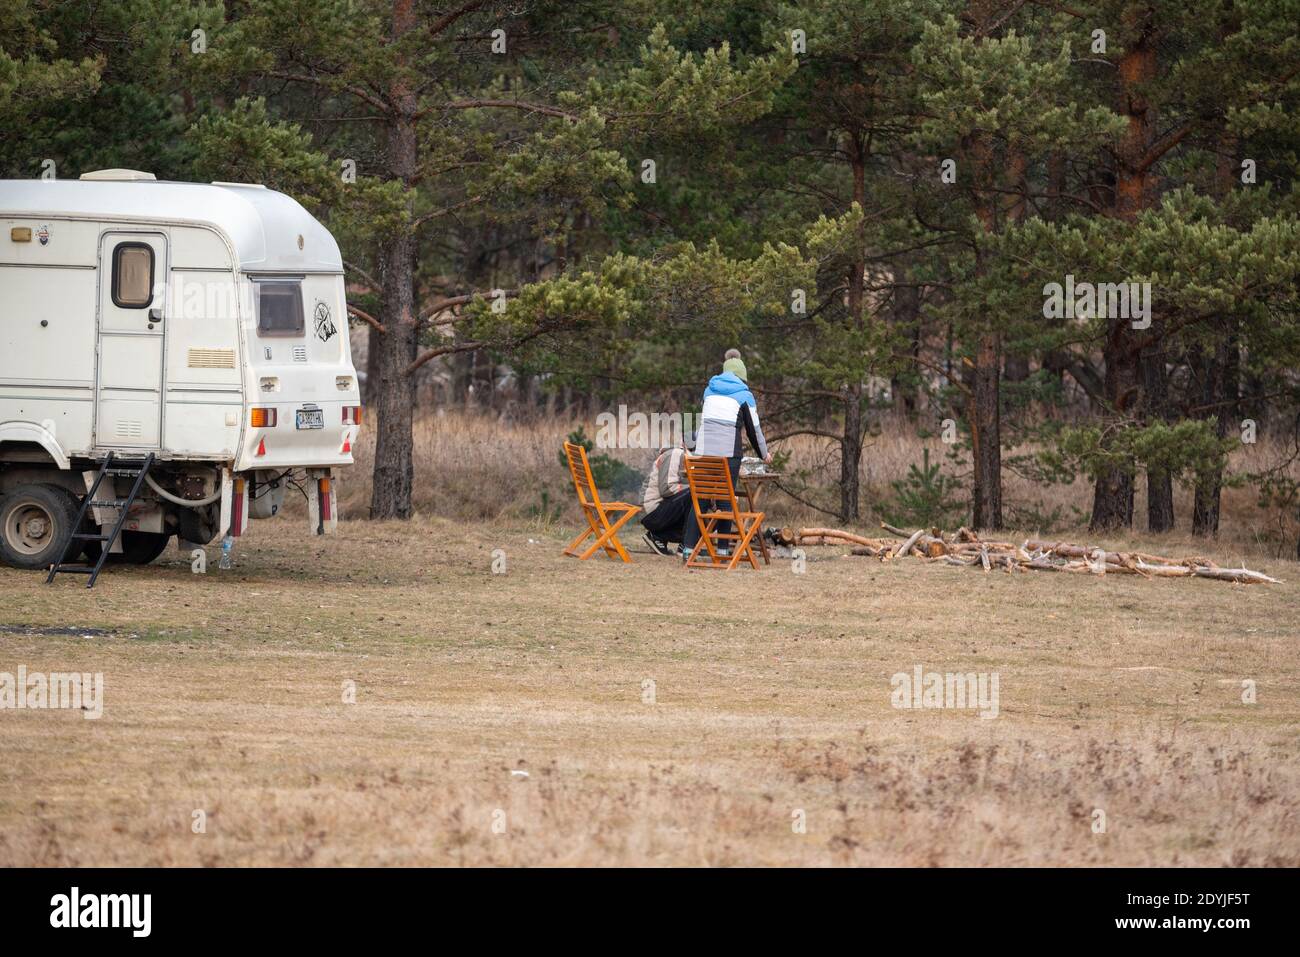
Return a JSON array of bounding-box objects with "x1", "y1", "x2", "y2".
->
[{"x1": 1, "y1": 513, "x2": 1297, "y2": 866}]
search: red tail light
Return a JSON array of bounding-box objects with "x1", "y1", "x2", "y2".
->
[{"x1": 343, "y1": 406, "x2": 363, "y2": 425}]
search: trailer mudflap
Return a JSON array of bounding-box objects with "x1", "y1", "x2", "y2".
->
[
  {"x1": 218, "y1": 469, "x2": 250, "y2": 538},
  {"x1": 306, "y1": 468, "x2": 336, "y2": 535},
  {"x1": 82, "y1": 470, "x2": 123, "y2": 551}
]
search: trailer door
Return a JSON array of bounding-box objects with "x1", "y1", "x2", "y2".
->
[{"x1": 94, "y1": 231, "x2": 168, "y2": 449}]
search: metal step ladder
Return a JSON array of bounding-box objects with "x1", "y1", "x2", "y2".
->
[{"x1": 46, "y1": 451, "x2": 155, "y2": 589}]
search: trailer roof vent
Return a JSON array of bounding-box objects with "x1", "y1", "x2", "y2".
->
[{"x1": 79, "y1": 169, "x2": 157, "y2": 182}]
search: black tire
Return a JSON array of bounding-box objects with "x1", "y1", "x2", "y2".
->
[
  {"x1": 177, "y1": 505, "x2": 217, "y2": 545},
  {"x1": 76, "y1": 510, "x2": 104, "y2": 564},
  {"x1": 0, "y1": 483, "x2": 82, "y2": 570},
  {"x1": 107, "y1": 531, "x2": 173, "y2": 566}
]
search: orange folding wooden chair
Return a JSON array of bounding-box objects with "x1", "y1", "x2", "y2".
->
[
  {"x1": 683, "y1": 455, "x2": 765, "y2": 570},
  {"x1": 562, "y1": 441, "x2": 641, "y2": 562}
]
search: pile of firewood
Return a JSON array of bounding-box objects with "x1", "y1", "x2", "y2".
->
[{"x1": 767, "y1": 524, "x2": 1281, "y2": 585}]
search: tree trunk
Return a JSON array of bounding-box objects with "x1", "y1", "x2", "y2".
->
[
  {"x1": 1003, "y1": 353, "x2": 1029, "y2": 384},
  {"x1": 840, "y1": 388, "x2": 863, "y2": 522},
  {"x1": 1091, "y1": 465, "x2": 1135, "y2": 530},
  {"x1": 1145, "y1": 470, "x2": 1175, "y2": 531},
  {"x1": 1191, "y1": 336, "x2": 1237, "y2": 535},
  {"x1": 369, "y1": 0, "x2": 420, "y2": 520},
  {"x1": 1091, "y1": 318, "x2": 1140, "y2": 531},
  {"x1": 970, "y1": 332, "x2": 1003, "y2": 530},
  {"x1": 1193, "y1": 126, "x2": 1242, "y2": 537},
  {"x1": 1142, "y1": 338, "x2": 1174, "y2": 532},
  {"x1": 1090, "y1": 319, "x2": 1139, "y2": 531},
  {"x1": 1093, "y1": 19, "x2": 1156, "y2": 531},
  {"x1": 838, "y1": 136, "x2": 868, "y2": 523},
  {"x1": 964, "y1": 143, "x2": 1015, "y2": 533},
  {"x1": 1191, "y1": 464, "x2": 1223, "y2": 536},
  {"x1": 891, "y1": 265, "x2": 921, "y2": 416},
  {"x1": 369, "y1": 236, "x2": 418, "y2": 519}
]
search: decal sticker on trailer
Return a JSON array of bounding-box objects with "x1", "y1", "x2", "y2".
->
[{"x1": 314, "y1": 301, "x2": 337, "y2": 342}]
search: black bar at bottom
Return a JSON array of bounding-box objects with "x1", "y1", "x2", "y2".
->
[{"x1": 0, "y1": 867, "x2": 1282, "y2": 944}]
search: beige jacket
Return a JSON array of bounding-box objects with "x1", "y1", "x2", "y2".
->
[{"x1": 641, "y1": 447, "x2": 688, "y2": 512}]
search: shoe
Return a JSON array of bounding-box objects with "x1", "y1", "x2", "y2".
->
[{"x1": 642, "y1": 531, "x2": 673, "y2": 557}]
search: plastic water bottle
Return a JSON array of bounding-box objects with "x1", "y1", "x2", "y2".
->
[{"x1": 219, "y1": 535, "x2": 233, "y2": 570}]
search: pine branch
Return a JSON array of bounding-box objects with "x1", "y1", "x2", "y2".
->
[
  {"x1": 343, "y1": 260, "x2": 380, "y2": 292},
  {"x1": 438, "y1": 98, "x2": 582, "y2": 121},
  {"x1": 427, "y1": 0, "x2": 493, "y2": 38},
  {"x1": 347, "y1": 303, "x2": 385, "y2": 333},
  {"x1": 266, "y1": 70, "x2": 390, "y2": 113},
  {"x1": 406, "y1": 339, "x2": 485, "y2": 375}
]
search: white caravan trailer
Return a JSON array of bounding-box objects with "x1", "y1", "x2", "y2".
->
[{"x1": 0, "y1": 171, "x2": 361, "y2": 575}]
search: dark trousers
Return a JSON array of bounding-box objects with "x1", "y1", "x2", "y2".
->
[
  {"x1": 682, "y1": 455, "x2": 741, "y2": 552},
  {"x1": 641, "y1": 490, "x2": 692, "y2": 544}
]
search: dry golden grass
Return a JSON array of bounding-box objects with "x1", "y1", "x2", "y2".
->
[
  {"x1": 343, "y1": 410, "x2": 1300, "y2": 558},
  {"x1": 344, "y1": 410, "x2": 576, "y2": 522},
  {"x1": 1, "y1": 510, "x2": 1297, "y2": 866}
]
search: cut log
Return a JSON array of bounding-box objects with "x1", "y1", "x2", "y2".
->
[
  {"x1": 896, "y1": 528, "x2": 926, "y2": 558},
  {"x1": 798, "y1": 527, "x2": 877, "y2": 547},
  {"x1": 1134, "y1": 560, "x2": 1281, "y2": 584},
  {"x1": 849, "y1": 526, "x2": 1279, "y2": 585},
  {"x1": 1023, "y1": 540, "x2": 1128, "y2": 565},
  {"x1": 1194, "y1": 567, "x2": 1281, "y2": 584}
]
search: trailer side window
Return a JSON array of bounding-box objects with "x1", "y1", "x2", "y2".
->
[
  {"x1": 254, "y1": 280, "x2": 304, "y2": 336},
  {"x1": 111, "y1": 242, "x2": 154, "y2": 308}
]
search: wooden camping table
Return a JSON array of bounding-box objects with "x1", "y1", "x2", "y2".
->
[{"x1": 737, "y1": 471, "x2": 779, "y2": 564}]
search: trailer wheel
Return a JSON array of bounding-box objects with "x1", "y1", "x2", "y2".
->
[
  {"x1": 107, "y1": 531, "x2": 172, "y2": 566},
  {"x1": 69, "y1": 492, "x2": 172, "y2": 565},
  {"x1": 74, "y1": 508, "x2": 104, "y2": 564},
  {"x1": 177, "y1": 505, "x2": 218, "y2": 545},
  {"x1": 0, "y1": 484, "x2": 81, "y2": 570}
]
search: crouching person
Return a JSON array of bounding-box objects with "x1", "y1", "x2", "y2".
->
[{"x1": 640, "y1": 440, "x2": 692, "y2": 556}]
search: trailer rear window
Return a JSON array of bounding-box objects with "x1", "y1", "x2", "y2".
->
[
  {"x1": 254, "y1": 280, "x2": 304, "y2": 336},
  {"x1": 112, "y1": 243, "x2": 154, "y2": 308}
]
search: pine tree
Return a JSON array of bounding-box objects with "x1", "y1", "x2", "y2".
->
[
  {"x1": 909, "y1": 7, "x2": 1121, "y2": 529},
  {"x1": 188, "y1": 1, "x2": 789, "y2": 519}
]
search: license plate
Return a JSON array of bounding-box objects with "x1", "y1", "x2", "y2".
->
[{"x1": 296, "y1": 408, "x2": 324, "y2": 430}]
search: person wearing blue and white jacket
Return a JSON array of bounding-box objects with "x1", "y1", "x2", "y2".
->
[{"x1": 683, "y1": 349, "x2": 771, "y2": 556}]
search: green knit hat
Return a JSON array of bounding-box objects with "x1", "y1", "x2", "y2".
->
[{"x1": 722, "y1": 349, "x2": 747, "y2": 381}]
